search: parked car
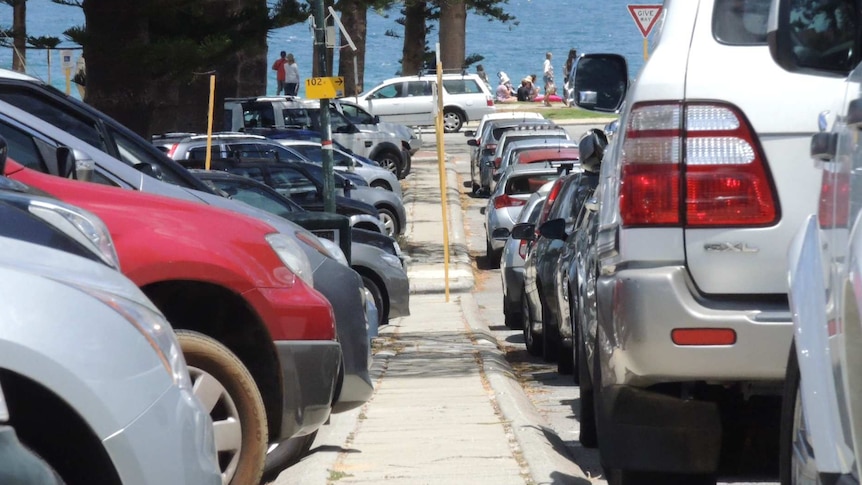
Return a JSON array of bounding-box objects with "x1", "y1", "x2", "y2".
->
[
  {"x1": 0, "y1": 73, "x2": 379, "y2": 478},
  {"x1": 224, "y1": 96, "x2": 411, "y2": 179},
  {"x1": 465, "y1": 111, "x2": 545, "y2": 193},
  {"x1": 346, "y1": 72, "x2": 496, "y2": 133},
  {"x1": 500, "y1": 183, "x2": 553, "y2": 329},
  {"x1": 5, "y1": 157, "x2": 342, "y2": 485},
  {"x1": 468, "y1": 118, "x2": 557, "y2": 194},
  {"x1": 482, "y1": 165, "x2": 562, "y2": 268},
  {"x1": 540, "y1": 130, "x2": 606, "y2": 376},
  {"x1": 568, "y1": 0, "x2": 847, "y2": 479},
  {"x1": 193, "y1": 168, "x2": 410, "y2": 329},
  {"x1": 492, "y1": 144, "x2": 580, "y2": 193},
  {"x1": 302, "y1": 98, "x2": 414, "y2": 177},
  {"x1": 523, "y1": 167, "x2": 589, "y2": 369},
  {"x1": 768, "y1": 0, "x2": 862, "y2": 482},
  {"x1": 333, "y1": 98, "x2": 422, "y2": 154},
  {"x1": 276, "y1": 138, "x2": 403, "y2": 197},
  {"x1": 0, "y1": 161, "x2": 220, "y2": 483}
]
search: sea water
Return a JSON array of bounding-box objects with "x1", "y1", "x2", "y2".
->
[{"x1": 0, "y1": 0, "x2": 655, "y2": 100}]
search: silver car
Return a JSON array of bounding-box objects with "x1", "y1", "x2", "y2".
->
[
  {"x1": 276, "y1": 139, "x2": 403, "y2": 198},
  {"x1": 500, "y1": 183, "x2": 553, "y2": 328},
  {"x1": 482, "y1": 165, "x2": 561, "y2": 268},
  {"x1": 333, "y1": 98, "x2": 422, "y2": 154},
  {"x1": 0, "y1": 183, "x2": 219, "y2": 484}
]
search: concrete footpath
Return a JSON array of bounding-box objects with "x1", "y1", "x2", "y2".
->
[{"x1": 274, "y1": 149, "x2": 591, "y2": 485}]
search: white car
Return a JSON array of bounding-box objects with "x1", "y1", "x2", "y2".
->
[
  {"x1": 346, "y1": 72, "x2": 496, "y2": 133},
  {"x1": 770, "y1": 0, "x2": 862, "y2": 482},
  {"x1": 569, "y1": 0, "x2": 847, "y2": 479}
]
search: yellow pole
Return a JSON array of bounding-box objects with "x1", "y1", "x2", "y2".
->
[
  {"x1": 205, "y1": 74, "x2": 216, "y2": 171},
  {"x1": 435, "y1": 46, "x2": 450, "y2": 301},
  {"x1": 643, "y1": 38, "x2": 649, "y2": 61},
  {"x1": 64, "y1": 66, "x2": 71, "y2": 95}
]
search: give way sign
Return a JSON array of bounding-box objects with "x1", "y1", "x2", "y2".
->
[{"x1": 627, "y1": 4, "x2": 663, "y2": 37}]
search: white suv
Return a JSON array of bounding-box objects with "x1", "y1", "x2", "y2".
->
[
  {"x1": 345, "y1": 72, "x2": 495, "y2": 133},
  {"x1": 569, "y1": 0, "x2": 846, "y2": 480}
]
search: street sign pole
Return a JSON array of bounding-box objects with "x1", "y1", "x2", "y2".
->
[
  {"x1": 313, "y1": 0, "x2": 335, "y2": 213},
  {"x1": 627, "y1": 4, "x2": 663, "y2": 61}
]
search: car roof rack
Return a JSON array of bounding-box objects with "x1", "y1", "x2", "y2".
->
[
  {"x1": 416, "y1": 67, "x2": 468, "y2": 78},
  {"x1": 224, "y1": 95, "x2": 300, "y2": 103}
]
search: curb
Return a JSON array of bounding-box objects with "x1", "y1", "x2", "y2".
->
[
  {"x1": 404, "y1": 155, "x2": 475, "y2": 295},
  {"x1": 460, "y1": 293, "x2": 592, "y2": 485}
]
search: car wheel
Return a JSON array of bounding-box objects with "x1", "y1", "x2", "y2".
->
[
  {"x1": 557, "y1": 291, "x2": 576, "y2": 376},
  {"x1": 576, "y1": 321, "x2": 597, "y2": 447},
  {"x1": 443, "y1": 109, "x2": 464, "y2": 133},
  {"x1": 260, "y1": 430, "x2": 318, "y2": 483},
  {"x1": 374, "y1": 150, "x2": 403, "y2": 179},
  {"x1": 471, "y1": 181, "x2": 481, "y2": 195},
  {"x1": 362, "y1": 275, "x2": 387, "y2": 328},
  {"x1": 370, "y1": 180, "x2": 393, "y2": 192},
  {"x1": 503, "y1": 296, "x2": 523, "y2": 329},
  {"x1": 523, "y1": 293, "x2": 543, "y2": 356},
  {"x1": 541, "y1": 298, "x2": 560, "y2": 363},
  {"x1": 485, "y1": 238, "x2": 500, "y2": 269},
  {"x1": 377, "y1": 206, "x2": 400, "y2": 237},
  {"x1": 779, "y1": 342, "x2": 819, "y2": 485},
  {"x1": 176, "y1": 330, "x2": 267, "y2": 485}
]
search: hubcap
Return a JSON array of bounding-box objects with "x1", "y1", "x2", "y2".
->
[
  {"x1": 189, "y1": 366, "x2": 243, "y2": 485},
  {"x1": 790, "y1": 386, "x2": 820, "y2": 484},
  {"x1": 444, "y1": 113, "x2": 461, "y2": 132},
  {"x1": 376, "y1": 157, "x2": 398, "y2": 176},
  {"x1": 380, "y1": 212, "x2": 396, "y2": 237}
]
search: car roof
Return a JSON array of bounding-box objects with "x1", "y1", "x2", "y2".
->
[
  {"x1": 517, "y1": 148, "x2": 580, "y2": 164},
  {"x1": 480, "y1": 112, "x2": 545, "y2": 123}
]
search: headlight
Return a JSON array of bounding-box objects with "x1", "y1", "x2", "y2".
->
[
  {"x1": 380, "y1": 253, "x2": 403, "y2": 270},
  {"x1": 16, "y1": 194, "x2": 120, "y2": 270},
  {"x1": 266, "y1": 233, "x2": 314, "y2": 286},
  {"x1": 317, "y1": 237, "x2": 349, "y2": 266},
  {"x1": 76, "y1": 286, "x2": 191, "y2": 390}
]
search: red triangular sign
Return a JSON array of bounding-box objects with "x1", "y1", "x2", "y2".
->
[{"x1": 627, "y1": 4, "x2": 663, "y2": 37}]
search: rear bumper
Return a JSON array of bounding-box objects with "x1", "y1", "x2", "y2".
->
[
  {"x1": 596, "y1": 265, "x2": 792, "y2": 387},
  {"x1": 274, "y1": 340, "x2": 341, "y2": 440}
]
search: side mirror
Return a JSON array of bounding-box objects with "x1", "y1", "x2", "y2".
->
[
  {"x1": 491, "y1": 227, "x2": 511, "y2": 240},
  {"x1": 467, "y1": 139, "x2": 479, "y2": 147},
  {"x1": 539, "y1": 218, "x2": 568, "y2": 241},
  {"x1": 73, "y1": 150, "x2": 95, "y2": 182},
  {"x1": 372, "y1": 115, "x2": 381, "y2": 124},
  {"x1": 510, "y1": 222, "x2": 535, "y2": 241},
  {"x1": 464, "y1": 130, "x2": 476, "y2": 138},
  {"x1": 55, "y1": 146, "x2": 76, "y2": 178},
  {"x1": 578, "y1": 128, "x2": 609, "y2": 173},
  {"x1": 134, "y1": 162, "x2": 164, "y2": 180},
  {"x1": 573, "y1": 53, "x2": 628, "y2": 113},
  {"x1": 811, "y1": 132, "x2": 837, "y2": 162}
]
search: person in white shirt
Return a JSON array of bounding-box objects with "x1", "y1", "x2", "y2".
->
[{"x1": 284, "y1": 53, "x2": 300, "y2": 96}]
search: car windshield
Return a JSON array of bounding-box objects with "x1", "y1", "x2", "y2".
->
[
  {"x1": 203, "y1": 176, "x2": 299, "y2": 216},
  {"x1": 506, "y1": 173, "x2": 560, "y2": 195}
]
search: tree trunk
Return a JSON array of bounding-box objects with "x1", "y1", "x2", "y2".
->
[
  {"x1": 82, "y1": 0, "x2": 153, "y2": 135},
  {"x1": 439, "y1": 0, "x2": 466, "y2": 72},
  {"x1": 401, "y1": 0, "x2": 426, "y2": 76},
  {"x1": 11, "y1": 0, "x2": 26, "y2": 72},
  {"x1": 336, "y1": 0, "x2": 366, "y2": 96}
]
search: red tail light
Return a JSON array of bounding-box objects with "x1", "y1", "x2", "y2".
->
[
  {"x1": 518, "y1": 239, "x2": 528, "y2": 259},
  {"x1": 620, "y1": 102, "x2": 778, "y2": 227},
  {"x1": 537, "y1": 176, "x2": 567, "y2": 227},
  {"x1": 166, "y1": 143, "x2": 179, "y2": 158},
  {"x1": 818, "y1": 170, "x2": 849, "y2": 228},
  {"x1": 493, "y1": 194, "x2": 527, "y2": 209}
]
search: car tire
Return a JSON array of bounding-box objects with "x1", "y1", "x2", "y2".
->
[
  {"x1": 471, "y1": 181, "x2": 481, "y2": 195},
  {"x1": 443, "y1": 108, "x2": 464, "y2": 133},
  {"x1": 377, "y1": 206, "x2": 400, "y2": 237},
  {"x1": 486, "y1": 238, "x2": 500, "y2": 269},
  {"x1": 557, "y1": 302, "x2": 575, "y2": 376},
  {"x1": 260, "y1": 430, "x2": 318, "y2": 483},
  {"x1": 374, "y1": 150, "x2": 403, "y2": 179},
  {"x1": 523, "y1": 293, "x2": 543, "y2": 356},
  {"x1": 541, "y1": 299, "x2": 560, "y2": 363},
  {"x1": 362, "y1": 275, "x2": 387, "y2": 328},
  {"x1": 176, "y1": 330, "x2": 267, "y2": 485},
  {"x1": 779, "y1": 342, "x2": 819, "y2": 485},
  {"x1": 503, "y1": 298, "x2": 523, "y2": 329},
  {"x1": 576, "y1": 321, "x2": 597, "y2": 447}
]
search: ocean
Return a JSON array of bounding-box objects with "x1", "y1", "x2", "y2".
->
[{"x1": 1, "y1": 0, "x2": 657, "y2": 99}]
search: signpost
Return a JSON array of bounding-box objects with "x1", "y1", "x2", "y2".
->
[
  {"x1": 627, "y1": 4, "x2": 663, "y2": 61},
  {"x1": 304, "y1": 76, "x2": 345, "y2": 99}
]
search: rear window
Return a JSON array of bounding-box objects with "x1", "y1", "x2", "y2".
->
[
  {"x1": 506, "y1": 173, "x2": 559, "y2": 196},
  {"x1": 712, "y1": 0, "x2": 770, "y2": 45},
  {"x1": 443, "y1": 79, "x2": 482, "y2": 94}
]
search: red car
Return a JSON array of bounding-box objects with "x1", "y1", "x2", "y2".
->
[{"x1": 5, "y1": 159, "x2": 341, "y2": 485}]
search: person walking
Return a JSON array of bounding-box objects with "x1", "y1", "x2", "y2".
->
[
  {"x1": 542, "y1": 52, "x2": 554, "y2": 107},
  {"x1": 272, "y1": 51, "x2": 288, "y2": 95},
  {"x1": 284, "y1": 53, "x2": 300, "y2": 96},
  {"x1": 562, "y1": 48, "x2": 578, "y2": 106}
]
